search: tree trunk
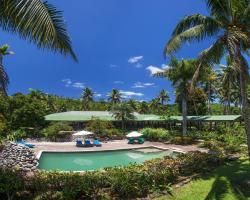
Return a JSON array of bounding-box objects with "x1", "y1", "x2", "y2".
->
[
  {"x1": 182, "y1": 91, "x2": 187, "y2": 136},
  {"x1": 228, "y1": 43, "x2": 250, "y2": 157}
]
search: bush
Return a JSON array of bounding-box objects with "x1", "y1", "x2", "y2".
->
[
  {"x1": 141, "y1": 128, "x2": 170, "y2": 141},
  {"x1": 177, "y1": 151, "x2": 224, "y2": 176},
  {"x1": 170, "y1": 136, "x2": 194, "y2": 145},
  {"x1": 85, "y1": 118, "x2": 114, "y2": 137},
  {"x1": 42, "y1": 122, "x2": 73, "y2": 141},
  {"x1": 7, "y1": 128, "x2": 27, "y2": 141}
]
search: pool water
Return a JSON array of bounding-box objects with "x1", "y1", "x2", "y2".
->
[{"x1": 38, "y1": 148, "x2": 179, "y2": 171}]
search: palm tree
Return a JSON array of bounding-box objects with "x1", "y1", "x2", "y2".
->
[
  {"x1": 165, "y1": 0, "x2": 250, "y2": 156},
  {"x1": 149, "y1": 98, "x2": 161, "y2": 112},
  {"x1": 127, "y1": 99, "x2": 138, "y2": 111},
  {"x1": 217, "y1": 59, "x2": 240, "y2": 114},
  {"x1": 0, "y1": 0, "x2": 77, "y2": 94},
  {"x1": 110, "y1": 103, "x2": 135, "y2": 129},
  {"x1": 155, "y1": 57, "x2": 198, "y2": 135},
  {"x1": 158, "y1": 89, "x2": 169, "y2": 105},
  {"x1": 108, "y1": 89, "x2": 122, "y2": 104},
  {"x1": 81, "y1": 87, "x2": 94, "y2": 110},
  {"x1": 138, "y1": 101, "x2": 148, "y2": 114},
  {"x1": 0, "y1": 44, "x2": 14, "y2": 95},
  {"x1": 202, "y1": 68, "x2": 217, "y2": 115}
]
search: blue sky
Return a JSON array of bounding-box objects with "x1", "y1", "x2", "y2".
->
[{"x1": 1, "y1": 0, "x2": 215, "y2": 102}]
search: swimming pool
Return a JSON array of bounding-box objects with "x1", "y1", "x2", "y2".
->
[{"x1": 38, "y1": 147, "x2": 180, "y2": 171}]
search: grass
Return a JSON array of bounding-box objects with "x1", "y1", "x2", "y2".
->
[{"x1": 155, "y1": 159, "x2": 250, "y2": 200}]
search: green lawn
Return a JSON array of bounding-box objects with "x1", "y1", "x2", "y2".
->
[{"x1": 156, "y1": 159, "x2": 250, "y2": 200}]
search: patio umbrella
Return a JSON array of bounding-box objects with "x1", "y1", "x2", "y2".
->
[
  {"x1": 126, "y1": 131, "x2": 143, "y2": 138},
  {"x1": 72, "y1": 130, "x2": 94, "y2": 137}
]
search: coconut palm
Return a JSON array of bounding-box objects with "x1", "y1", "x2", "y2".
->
[
  {"x1": 81, "y1": 87, "x2": 94, "y2": 110},
  {"x1": 0, "y1": 44, "x2": 14, "y2": 95},
  {"x1": 217, "y1": 58, "x2": 240, "y2": 114},
  {"x1": 165, "y1": 0, "x2": 250, "y2": 156},
  {"x1": 108, "y1": 89, "x2": 122, "y2": 104},
  {"x1": 202, "y1": 68, "x2": 217, "y2": 115},
  {"x1": 127, "y1": 99, "x2": 138, "y2": 111},
  {"x1": 0, "y1": 0, "x2": 77, "y2": 94},
  {"x1": 158, "y1": 89, "x2": 169, "y2": 105},
  {"x1": 155, "y1": 57, "x2": 198, "y2": 135},
  {"x1": 110, "y1": 103, "x2": 135, "y2": 129},
  {"x1": 138, "y1": 101, "x2": 148, "y2": 114}
]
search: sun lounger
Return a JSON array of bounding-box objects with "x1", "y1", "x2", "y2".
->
[
  {"x1": 93, "y1": 139, "x2": 102, "y2": 147},
  {"x1": 16, "y1": 139, "x2": 35, "y2": 148},
  {"x1": 76, "y1": 140, "x2": 93, "y2": 147},
  {"x1": 128, "y1": 138, "x2": 135, "y2": 144},
  {"x1": 138, "y1": 137, "x2": 144, "y2": 144}
]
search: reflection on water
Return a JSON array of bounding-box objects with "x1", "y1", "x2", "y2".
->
[{"x1": 73, "y1": 158, "x2": 93, "y2": 166}]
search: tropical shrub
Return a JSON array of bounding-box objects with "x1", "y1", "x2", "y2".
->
[
  {"x1": 7, "y1": 128, "x2": 27, "y2": 141},
  {"x1": 170, "y1": 136, "x2": 194, "y2": 145},
  {"x1": 85, "y1": 118, "x2": 114, "y2": 137},
  {"x1": 42, "y1": 122, "x2": 73, "y2": 141},
  {"x1": 141, "y1": 128, "x2": 170, "y2": 141}
]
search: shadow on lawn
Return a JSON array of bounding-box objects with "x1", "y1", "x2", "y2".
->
[{"x1": 204, "y1": 160, "x2": 250, "y2": 200}]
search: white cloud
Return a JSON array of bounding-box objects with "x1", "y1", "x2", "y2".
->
[
  {"x1": 132, "y1": 82, "x2": 155, "y2": 88},
  {"x1": 146, "y1": 66, "x2": 164, "y2": 74},
  {"x1": 62, "y1": 79, "x2": 85, "y2": 89},
  {"x1": 95, "y1": 93, "x2": 102, "y2": 97},
  {"x1": 120, "y1": 90, "x2": 144, "y2": 97},
  {"x1": 146, "y1": 64, "x2": 170, "y2": 75},
  {"x1": 128, "y1": 56, "x2": 143, "y2": 64},
  {"x1": 161, "y1": 64, "x2": 170, "y2": 70},
  {"x1": 72, "y1": 82, "x2": 85, "y2": 89},
  {"x1": 62, "y1": 79, "x2": 72, "y2": 87},
  {"x1": 114, "y1": 81, "x2": 124, "y2": 84}
]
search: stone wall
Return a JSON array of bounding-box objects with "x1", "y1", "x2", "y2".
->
[{"x1": 0, "y1": 142, "x2": 38, "y2": 172}]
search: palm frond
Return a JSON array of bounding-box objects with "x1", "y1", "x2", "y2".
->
[
  {"x1": 205, "y1": 0, "x2": 231, "y2": 23},
  {"x1": 0, "y1": 0, "x2": 77, "y2": 61},
  {"x1": 165, "y1": 16, "x2": 220, "y2": 54},
  {"x1": 0, "y1": 63, "x2": 9, "y2": 95},
  {"x1": 190, "y1": 37, "x2": 226, "y2": 91},
  {"x1": 198, "y1": 37, "x2": 226, "y2": 65}
]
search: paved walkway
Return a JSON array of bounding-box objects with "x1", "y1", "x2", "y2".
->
[{"x1": 32, "y1": 140, "x2": 207, "y2": 157}]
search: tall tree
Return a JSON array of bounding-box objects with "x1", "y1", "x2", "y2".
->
[
  {"x1": 138, "y1": 101, "x2": 148, "y2": 114},
  {"x1": 155, "y1": 57, "x2": 199, "y2": 135},
  {"x1": 0, "y1": 45, "x2": 14, "y2": 95},
  {"x1": 158, "y1": 89, "x2": 169, "y2": 105},
  {"x1": 81, "y1": 87, "x2": 94, "y2": 110},
  {"x1": 108, "y1": 89, "x2": 122, "y2": 104},
  {"x1": 165, "y1": 0, "x2": 250, "y2": 156},
  {"x1": 110, "y1": 103, "x2": 135, "y2": 129},
  {"x1": 203, "y1": 68, "x2": 217, "y2": 115},
  {"x1": 0, "y1": 0, "x2": 77, "y2": 94}
]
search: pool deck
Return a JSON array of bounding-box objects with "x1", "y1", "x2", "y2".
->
[{"x1": 32, "y1": 140, "x2": 207, "y2": 157}]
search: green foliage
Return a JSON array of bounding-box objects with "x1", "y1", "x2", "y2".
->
[
  {"x1": 42, "y1": 122, "x2": 73, "y2": 141},
  {"x1": 7, "y1": 128, "x2": 26, "y2": 141},
  {"x1": 170, "y1": 136, "x2": 195, "y2": 145},
  {"x1": 141, "y1": 128, "x2": 170, "y2": 141},
  {"x1": 85, "y1": 118, "x2": 114, "y2": 136},
  {"x1": 176, "y1": 87, "x2": 208, "y2": 115},
  {"x1": 0, "y1": 168, "x2": 23, "y2": 200}
]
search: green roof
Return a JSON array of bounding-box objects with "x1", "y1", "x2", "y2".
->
[{"x1": 45, "y1": 111, "x2": 241, "y2": 122}]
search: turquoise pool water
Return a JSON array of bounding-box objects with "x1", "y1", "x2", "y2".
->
[{"x1": 38, "y1": 148, "x2": 179, "y2": 171}]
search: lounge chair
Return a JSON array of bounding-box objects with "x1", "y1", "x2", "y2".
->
[
  {"x1": 138, "y1": 137, "x2": 144, "y2": 144},
  {"x1": 16, "y1": 139, "x2": 35, "y2": 148},
  {"x1": 93, "y1": 139, "x2": 102, "y2": 147},
  {"x1": 128, "y1": 138, "x2": 135, "y2": 144},
  {"x1": 76, "y1": 139, "x2": 93, "y2": 147}
]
